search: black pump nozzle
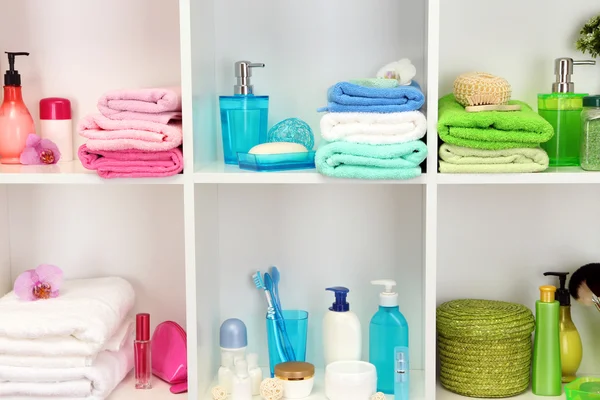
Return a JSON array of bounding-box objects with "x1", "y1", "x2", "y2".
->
[
  {"x1": 4, "y1": 52, "x2": 29, "y2": 86},
  {"x1": 544, "y1": 272, "x2": 570, "y2": 306}
]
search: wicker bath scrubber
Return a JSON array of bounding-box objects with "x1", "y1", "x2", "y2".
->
[{"x1": 453, "y1": 72, "x2": 512, "y2": 107}]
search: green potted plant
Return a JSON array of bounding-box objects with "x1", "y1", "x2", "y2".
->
[{"x1": 576, "y1": 14, "x2": 600, "y2": 58}]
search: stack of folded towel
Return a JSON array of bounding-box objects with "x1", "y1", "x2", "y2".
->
[
  {"x1": 315, "y1": 81, "x2": 428, "y2": 180},
  {"x1": 78, "y1": 88, "x2": 184, "y2": 179},
  {"x1": 0, "y1": 277, "x2": 135, "y2": 399},
  {"x1": 437, "y1": 94, "x2": 555, "y2": 173}
]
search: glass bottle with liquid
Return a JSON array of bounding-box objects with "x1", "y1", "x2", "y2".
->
[
  {"x1": 219, "y1": 61, "x2": 268, "y2": 164},
  {"x1": 539, "y1": 58, "x2": 595, "y2": 167}
]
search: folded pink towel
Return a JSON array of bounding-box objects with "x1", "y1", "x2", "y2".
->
[
  {"x1": 98, "y1": 87, "x2": 182, "y2": 124},
  {"x1": 78, "y1": 114, "x2": 182, "y2": 151},
  {"x1": 78, "y1": 145, "x2": 183, "y2": 179}
]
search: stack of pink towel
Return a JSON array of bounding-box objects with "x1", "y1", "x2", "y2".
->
[{"x1": 78, "y1": 87, "x2": 184, "y2": 179}]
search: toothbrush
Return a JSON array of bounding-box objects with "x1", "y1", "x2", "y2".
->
[
  {"x1": 252, "y1": 271, "x2": 290, "y2": 362},
  {"x1": 264, "y1": 272, "x2": 296, "y2": 361},
  {"x1": 270, "y1": 266, "x2": 282, "y2": 311}
]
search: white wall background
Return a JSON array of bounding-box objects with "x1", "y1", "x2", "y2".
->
[
  {"x1": 0, "y1": 0, "x2": 181, "y2": 151},
  {"x1": 0, "y1": 188, "x2": 9, "y2": 295},
  {"x1": 439, "y1": 0, "x2": 600, "y2": 107},
  {"x1": 201, "y1": 185, "x2": 425, "y2": 370},
  {"x1": 0, "y1": 0, "x2": 186, "y2": 332},
  {"x1": 191, "y1": 0, "x2": 427, "y2": 165},
  {"x1": 437, "y1": 185, "x2": 600, "y2": 375}
]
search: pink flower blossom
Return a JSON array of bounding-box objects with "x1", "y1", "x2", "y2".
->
[
  {"x1": 20, "y1": 134, "x2": 61, "y2": 165},
  {"x1": 14, "y1": 264, "x2": 64, "y2": 301}
]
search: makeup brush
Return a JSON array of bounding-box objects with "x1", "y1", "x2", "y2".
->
[{"x1": 568, "y1": 263, "x2": 600, "y2": 312}]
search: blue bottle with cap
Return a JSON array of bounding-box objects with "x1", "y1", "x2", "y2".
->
[
  {"x1": 220, "y1": 318, "x2": 248, "y2": 361},
  {"x1": 323, "y1": 287, "x2": 362, "y2": 365},
  {"x1": 369, "y1": 280, "x2": 409, "y2": 394}
]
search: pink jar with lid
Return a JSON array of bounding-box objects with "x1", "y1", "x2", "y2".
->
[{"x1": 40, "y1": 98, "x2": 72, "y2": 161}]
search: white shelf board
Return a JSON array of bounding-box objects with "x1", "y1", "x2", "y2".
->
[
  {"x1": 194, "y1": 163, "x2": 427, "y2": 184},
  {"x1": 109, "y1": 372, "x2": 186, "y2": 399},
  {"x1": 436, "y1": 167, "x2": 600, "y2": 185},
  {"x1": 0, "y1": 161, "x2": 185, "y2": 185},
  {"x1": 436, "y1": 385, "x2": 562, "y2": 400},
  {"x1": 203, "y1": 369, "x2": 424, "y2": 400}
]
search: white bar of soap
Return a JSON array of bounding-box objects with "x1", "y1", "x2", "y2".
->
[{"x1": 249, "y1": 142, "x2": 308, "y2": 155}]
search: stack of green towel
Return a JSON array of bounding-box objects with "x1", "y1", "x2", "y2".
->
[{"x1": 437, "y1": 94, "x2": 554, "y2": 173}]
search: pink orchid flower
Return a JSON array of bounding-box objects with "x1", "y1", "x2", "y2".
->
[
  {"x1": 20, "y1": 134, "x2": 61, "y2": 165},
  {"x1": 14, "y1": 264, "x2": 64, "y2": 301}
]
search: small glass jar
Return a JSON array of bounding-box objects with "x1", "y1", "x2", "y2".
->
[
  {"x1": 580, "y1": 95, "x2": 600, "y2": 171},
  {"x1": 274, "y1": 361, "x2": 315, "y2": 399}
]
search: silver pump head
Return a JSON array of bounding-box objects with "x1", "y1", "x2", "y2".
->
[
  {"x1": 552, "y1": 57, "x2": 596, "y2": 93},
  {"x1": 234, "y1": 61, "x2": 265, "y2": 95}
]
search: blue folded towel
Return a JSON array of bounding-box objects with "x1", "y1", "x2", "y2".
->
[
  {"x1": 315, "y1": 140, "x2": 427, "y2": 180},
  {"x1": 318, "y1": 81, "x2": 425, "y2": 113}
]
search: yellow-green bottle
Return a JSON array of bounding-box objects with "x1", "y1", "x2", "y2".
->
[
  {"x1": 544, "y1": 272, "x2": 583, "y2": 383},
  {"x1": 538, "y1": 57, "x2": 595, "y2": 166}
]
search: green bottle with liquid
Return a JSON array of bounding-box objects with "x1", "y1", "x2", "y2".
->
[
  {"x1": 532, "y1": 285, "x2": 562, "y2": 396},
  {"x1": 539, "y1": 57, "x2": 596, "y2": 166}
]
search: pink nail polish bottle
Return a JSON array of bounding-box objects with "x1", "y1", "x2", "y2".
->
[
  {"x1": 0, "y1": 52, "x2": 35, "y2": 164},
  {"x1": 135, "y1": 313, "x2": 152, "y2": 389}
]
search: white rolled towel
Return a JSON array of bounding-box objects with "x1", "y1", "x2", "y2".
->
[
  {"x1": 0, "y1": 277, "x2": 135, "y2": 357},
  {"x1": 0, "y1": 335, "x2": 134, "y2": 399},
  {"x1": 320, "y1": 111, "x2": 427, "y2": 145}
]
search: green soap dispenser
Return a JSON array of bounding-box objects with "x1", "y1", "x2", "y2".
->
[
  {"x1": 539, "y1": 57, "x2": 596, "y2": 166},
  {"x1": 532, "y1": 285, "x2": 562, "y2": 396},
  {"x1": 544, "y1": 272, "x2": 582, "y2": 383}
]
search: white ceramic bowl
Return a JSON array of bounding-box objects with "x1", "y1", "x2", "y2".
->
[{"x1": 325, "y1": 361, "x2": 377, "y2": 400}]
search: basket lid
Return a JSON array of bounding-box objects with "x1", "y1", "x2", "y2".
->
[{"x1": 436, "y1": 299, "x2": 534, "y2": 340}]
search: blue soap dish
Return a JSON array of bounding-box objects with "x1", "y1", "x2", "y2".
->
[{"x1": 237, "y1": 151, "x2": 316, "y2": 172}]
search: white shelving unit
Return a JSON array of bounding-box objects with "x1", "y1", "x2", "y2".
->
[{"x1": 1, "y1": 1, "x2": 599, "y2": 400}]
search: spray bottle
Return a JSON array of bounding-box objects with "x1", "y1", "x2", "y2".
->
[
  {"x1": 544, "y1": 272, "x2": 582, "y2": 383},
  {"x1": 0, "y1": 52, "x2": 35, "y2": 164},
  {"x1": 369, "y1": 280, "x2": 409, "y2": 394}
]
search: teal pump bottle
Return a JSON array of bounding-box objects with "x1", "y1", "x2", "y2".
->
[
  {"x1": 219, "y1": 60, "x2": 268, "y2": 164},
  {"x1": 532, "y1": 285, "x2": 562, "y2": 396},
  {"x1": 369, "y1": 280, "x2": 408, "y2": 394}
]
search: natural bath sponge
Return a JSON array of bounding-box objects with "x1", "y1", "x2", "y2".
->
[{"x1": 453, "y1": 72, "x2": 512, "y2": 107}]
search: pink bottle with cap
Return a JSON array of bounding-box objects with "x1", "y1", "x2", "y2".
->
[
  {"x1": 0, "y1": 52, "x2": 35, "y2": 164},
  {"x1": 40, "y1": 98, "x2": 72, "y2": 162}
]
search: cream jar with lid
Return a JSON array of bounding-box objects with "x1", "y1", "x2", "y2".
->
[{"x1": 274, "y1": 361, "x2": 315, "y2": 399}]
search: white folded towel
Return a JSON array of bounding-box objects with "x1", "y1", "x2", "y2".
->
[
  {"x1": 0, "y1": 335, "x2": 134, "y2": 399},
  {"x1": 320, "y1": 111, "x2": 427, "y2": 145},
  {"x1": 0, "y1": 277, "x2": 135, "y2": 357},
  {"x1": 0, "y1": 320, "x2": 133, "y2": 368}
]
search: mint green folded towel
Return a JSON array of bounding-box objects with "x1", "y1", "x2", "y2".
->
[
  {"x1": 439, "y1": 143, "x2": 549, "y2": 173},
  {"x1": 437, "y1": 94, "x2": 554, "y2": 149},
  {"x1": 316, "y1": 140, "x2": 427, "y2": 180},
  {"x1": 349, "y1": 78, "x2": 399, "y2": 88}
]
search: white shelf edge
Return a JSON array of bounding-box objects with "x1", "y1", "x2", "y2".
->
[
  {"x1": 203, "y1": 369, "x2": 425, "y2": 400},
  {"x1": 436, "y1": 167, "x2": 600, "y2": 185},
  {"x1": 0, "y1": 161, "x2": 185, "y2": 185},
  {"x1": 194, "y1": 163, "x2": 427, "y2": 184}
]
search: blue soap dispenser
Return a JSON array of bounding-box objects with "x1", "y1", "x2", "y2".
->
[
  {"x1": 219, "y1": 61, "x2": 269, "y2": 164},
  {"x1": 369, "y1": 279, "x2": 409, "y2": 394}
]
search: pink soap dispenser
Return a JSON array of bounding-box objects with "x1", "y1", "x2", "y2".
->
[{"x1": 0, "y1": 52, "x2": 35, "y2": 164}]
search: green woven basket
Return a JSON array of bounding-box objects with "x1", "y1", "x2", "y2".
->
[{"x1": 437, "y1": 299, "x2": 535, "y2": 398}]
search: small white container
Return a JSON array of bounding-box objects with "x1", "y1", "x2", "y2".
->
[
  {"x1": 217, "y1": 352, "x2": 234, "y2": 393},
  {"x1": 231, "y1": 359, "x2": 252, "y2": 400},
  {"x1": 323, "y1": 287, "x2": 362, "y2": 365},
  {"x1": 325, "y1": 361, "x2": 377, "y2": 400},
  {"x1": 39, "y1": 98, "x2": 73, "y2": 162},
  {"x1": 247, "y1": 353, "x2": 263, "y2": 396},
  {"x1": 275, "y1": 361, "x2": 315, "y2": 399}
]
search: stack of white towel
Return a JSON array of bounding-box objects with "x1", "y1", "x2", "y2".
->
[{"x1": 0, "y1": 277, "x2": 136, "y2": 400}]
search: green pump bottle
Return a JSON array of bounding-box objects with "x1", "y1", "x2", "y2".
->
[{"x1": 532, "y1": 285, "x2": 562, "y2": 396}]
